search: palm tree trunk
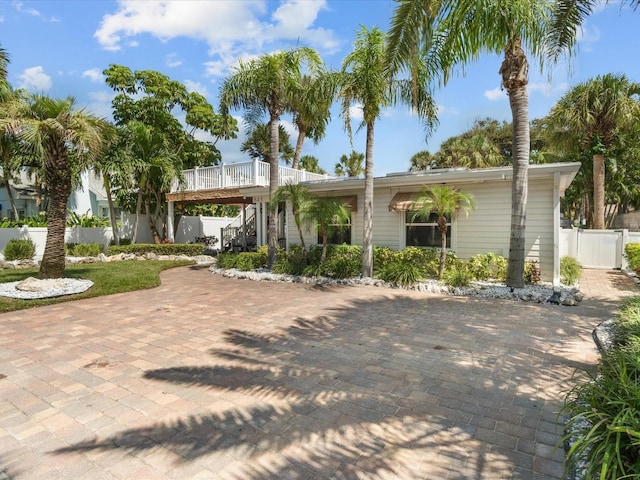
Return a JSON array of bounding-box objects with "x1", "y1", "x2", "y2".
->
[
  {"x1": 292, "y1": 129, "x2": 306, "y2": 170},
  {"x1": 103, "y1": 173, "x2": 120, "y2": 245},
  {"x1": 501, "y1": 39, "x2": 529, "y2": 289},
  {"x1": 438, "y1": 217, "x2": 448, "y2": 280},
  {"x1": 361, "y1": 121, "x2": 375, "y2": 277},
  {"x1": 593, "y1": 153, "x2": 605, "y2": 229},
  {"x1": 268, "y1": 118, "x2": 280, "y2": 267},
  {"x1": 133, "y1": 188, "x2": 142, "y2": 244},
  {"x1": 39, "y1": 148, "x2": 71, "y2": 279}
]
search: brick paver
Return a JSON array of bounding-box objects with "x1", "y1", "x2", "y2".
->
[{"x1": 0, "y1": 266, "x2": 636, "y2": 479}]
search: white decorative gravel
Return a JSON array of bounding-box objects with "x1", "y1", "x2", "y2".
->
[{"x1": 0, "y1": 278, "x2": 94, "y2": 299}]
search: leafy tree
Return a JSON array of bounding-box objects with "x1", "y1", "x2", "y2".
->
[
  {"x1": 299, "y1": 155, "x2": 326, "y2": 174},
  {"x1": 546, "y1": 73, "x2": 640, "y2": 229},
  {"x1": 290, "y1": 72, "x2": 336, "y2": 169},
  {"x1": 387, "y1": 0, "x2": 575, "y2": 288},
  {"x1": 103, "y1": 65, "x2": 235, "y2": 243},
  {"x1": 408, "y1": 150, "x2": 435, "y2": 171},
  {"x1": 240, "y1": 123, "x2": 294, "y2": 164},
  {"x1": 410, "y1": 185, "x2": 475, "y2": 280},
  {"x1": 272, "y1": 182, "x2": 311, "y2": 254},
  {"x1": 435, "y1": 133, "x2": 504, "y2": 169},
  {"x1": 0, "y1": 94, "x2": 113, "y2": 278},
  {"x1": 220, "y1": 47, "x2": 323, "y2": 267},
  {"x1": 302, "y1": 197, "x2": 350, "y2": 264},
  {"x1": 335, "y1": 150, "x2": 365, "y2": 177},
  {"x1": 340, "y1": 25, "x2": 438, "y2": 278}
]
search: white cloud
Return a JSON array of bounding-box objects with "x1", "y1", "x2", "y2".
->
[
  {"x1": 349, "y1": 104, "x2": 363, "y2": 121},
  {"x1": 94, "y1": 1, "x2": 339, "y2": 76},
  {"x1": 436, "y1": 105, "x2": 459, "y2": 116},
  {"x1": 13, "y1": 1, "x2": 40, "y2": 17},
  {"x1": 184, "y1": 80, "x2": 208, "y2": 97},
  {"x1": 85, "y1": 91, "x2": 114, "y2": 119},
  {"x1": 166, "y1": 53, "x2": 182, "y2": 68},
  {"x1": 484, "y1": 87, "x2": 507, "y2": 101},
  {"x1": 82, "y1": 68, "x2": 103, "y2": 82},
  {"x1": 280, "y1": 119, "x2": 296, "y2": 138},
  {"x1": 577, "y1": 22, "x2": 601, "y2": 44},
  {"x1": 0, "y1": 16, "x2": 4, "y2": 23},
  {"x1": 18, "y1": 66, "x2": 52, "y2": 92}
]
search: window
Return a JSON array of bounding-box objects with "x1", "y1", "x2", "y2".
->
[
  {"x1": 318, "y1": 214, "x2": 352, "y2": 245},
  {"x1": 405, "y1": 211, "x2": 450, "y2": 248}
]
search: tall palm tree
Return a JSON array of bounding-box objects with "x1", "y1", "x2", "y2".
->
[
  {"x1": 387, "y1": 0, "x2": 567, "y2": 288},
  {"x1": 341, "y1": 25, "x2": 438, "y2": 278},
  {"x1": 271, "y1": 182, "x2": 311, "y2": 255},
  {"x1": 410, "y1": 185, "x2": 475, "y2": 280},
  {"x1": 299, "y1": 155, "x2": 326, "y2": 174},
  {"x1": 0, "y1": 94, "x2": 113, "y2": 278},
  {"x1": 0, "y1": 46, "x2": 9, "y2": 101},
  {"x1": 302, "y1": 197, "x2": 350, "y2": 264},
  {"x1": 546, "y1": 73, "x2": 640, "y2": 229},
  {"x1": 335, "y1": 150, "x2": 365, "y2": 177},
  {"x1": 290, "y1": 72, "x2": 336, "y2": 170},
  {"x1": 220, "y1": 47, "x2": 323, "y2": 267},
  {"x1": 409, "y1": 150, "x2": 435, "y2": 172},
  {"x1": 436, "y1": 134, "x2": 504, "y2": 169},
  {"x1": 240, "y1": 123, "x2": 294, "y2": 165}
]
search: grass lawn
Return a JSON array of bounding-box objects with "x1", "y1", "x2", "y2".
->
[{"x1": 0, "y1": 260, "x2": 193, "y2": 313}]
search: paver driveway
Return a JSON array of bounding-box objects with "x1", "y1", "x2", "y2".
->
[{"x1": 0, "y1": 267, "x2": 637, "y2": 479}]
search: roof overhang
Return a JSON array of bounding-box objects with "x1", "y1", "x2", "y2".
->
[{"x1": 166, "y1": 188, "x2": 253, "y2": 205}]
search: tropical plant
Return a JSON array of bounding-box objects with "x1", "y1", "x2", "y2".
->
[
  {"x1": 335, "y1": 150, "x2": 365, "y2": 177},
  {"x1": 444, "y1": 266, "x2": 473, "y2": 287},
  {"x1": 560, "y1": 256, "x2": 582, "y2": 285},
  {"x1": 387, "y1": 0, "x2": 580, "y2": 288},
  {"x1": 408, "y1": 150, "x2": 435, "y2": 172},
  {"x1": 546, "y1": 73, "x2": 640, "y2": 229},
  {"x1": 468, "y1": 252, "x2": 508, "y2": 281},
  {"x1": 625, "y1": 243, "x2": 640, "y2": 273},
  {"x1": 302, "y1": 197, "x2": 350, "y2": 264},
  {"x1": 66, "y1": 243, "x2": 104, "y2": 257},
  {"x1": 240, "y1": 123, "x2": 294, "y2": 165},
  {"x1": 3, "y1": 238, "x2": 35, "y2": 261},
  {"x1": 290, "y1": 71, "x2": 336, "y2": 169},
  {"x1": 298, "y1": 155, "x2": 326, "y2": 175},
  {"x1": 376, "y1": 261, "x2": 424, "y2": 286},
  {"x1": 524, "y1": 260, "x2": 541, "y2": 284},
  {"x1": 435, "y1": 133, "x2": 505, "y2": 169},
  {"x1": 271, "y1": 182, "x2": 311, "y2": 255},
  {"x1": 340, "y1": 25, "x2": 438, "y2": 278},
  {"x1": 220, "y1": 47, "x2": 323, "y2": 267},
  {"x1": 409, "y1": 185, "x2": 475, "y2": 280},
  {"x1": 0, "y1": 94, "x2": 114, "y2": 278}
]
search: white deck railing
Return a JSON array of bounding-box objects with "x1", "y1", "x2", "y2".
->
[{"x1": 173, "y1": 159, "x2": 330, "y2": 192}]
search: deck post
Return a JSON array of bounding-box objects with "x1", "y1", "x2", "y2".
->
[
  {"x1": 221, "y1": 163, "x2": 226, "y2": 188},
  {"x1": 253, "y1": 158, "x2": 260, "y2": 186},
  {"x1": 194, "y1": 166, "x2": 199, "y2": 190},
  {"x1": 553, "y1": 172, "x2": 560, "y2": 288},
  {"x1": 167, "y1": 201, "x2": 175, "y2": 242}
]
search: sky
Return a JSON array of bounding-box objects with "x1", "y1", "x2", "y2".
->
[{"x1": 1, "y1": 0, "x2": 639, "y2": 177}]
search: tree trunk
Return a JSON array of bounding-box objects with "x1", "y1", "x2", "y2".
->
[
  {"x1": 268, "y1": 118, "x2": 280, "y2": 267},
  {"x1": 103, "y1": 173, "x2": 120, "y2": 245},
  {"x1": 438, "y1": 217, "x2": 448, "y2": 280},
  {"x1": 361, "y1": 121, "x2": 375, "y2": 278},
  {"x1": 292, "y1": 128, "x2": 307, "y2": 170},
  {"x1": 501, "y1": 39, "x2": 529, "y2": 289},
  {"x1": 39, "y1": 145, "x2": 71, "y2": 279},
  {"x1": 146, "y1": 194, "x2": 161, "y2": 244},
  {"x1": 593, "y1": 153, "x2": 605, "y2": 229}
]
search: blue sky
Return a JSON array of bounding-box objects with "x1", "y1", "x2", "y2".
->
[{"x1": 1, "y1": 0, "x2": 638, "y2": 176}]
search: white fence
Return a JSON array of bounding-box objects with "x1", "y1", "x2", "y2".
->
[{"x1": 560, "y1": 229, "x2": 640, "y2": 269}]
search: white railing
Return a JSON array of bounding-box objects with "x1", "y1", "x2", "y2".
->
[{"x1": 173, "y1": 159, "x2": 330, "y2": 192}]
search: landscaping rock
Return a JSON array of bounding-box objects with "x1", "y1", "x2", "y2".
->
[{"x1": 16, "y1": 277, "x2": 68, "y2": 292}]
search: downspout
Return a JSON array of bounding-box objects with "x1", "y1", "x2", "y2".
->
[{"x1": 553, "y1": 172, "x2": 561, "y2": 288}]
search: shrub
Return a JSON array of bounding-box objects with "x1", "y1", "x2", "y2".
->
[
  {"x1": 468, "y1": 252, "x2": 507, "y2": 281},
  {"x1": 303, "y1": 244, "x2": 361, "y2": 279},
  {"x1": 444, "y1": 266, "x2": 473, "y2": 287},
  {"x1": 3, "y1": 238, "x2": 36, "y2": 261},
  {"x1": 560, "y1": 256, "x2": 582, "y2": 286},
  {"x1": 376, "y1": 261, "x2": 423, "y2": 286},
  {"x1": 272, "y1": 245, "x2": 307, "y2": 275},
  {"x1": 66, "y1": 243, "x2": 104, "y2": 257},
  {"x1": 524, "y1": 260, "x2": 541, "y2": 284},
  {"x1": 625, "y1": 243, "x2": 640, "y2": 273},
  {"x1": 107, "y1": 243, "x2": 204, "y2": 256},
  {"x1": 216, "y1": 252, "x2": 238, "y2": 269},
  {"x1": 235, "y1": 252, "x2": 266, "y2": 271},
  {"x1": 67, "y1": 212, "x2": 111, "y2": 227}
]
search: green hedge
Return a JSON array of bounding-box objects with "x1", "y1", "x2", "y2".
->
[
  {"x1": 66, "y1": 243, "x2": 105, "y2": 256},
  {"x1": 625, "y1": 243, "x2": 640, "y2": 273},
  {"x1": 107, "y1": 243, "x2": 204, "y2": 256},
  {"x1": 3, "y1": 239, "x2": 36, "y2": 261}
]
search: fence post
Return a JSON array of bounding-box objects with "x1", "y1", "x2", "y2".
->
[
  {"x1": 194, "y1": 166, "x2": 199, "y2": 190},
  {"x1": 622, "y1": 229, "x2": 629, "y2": 270},
  {"x1": 221, "y1": 163, "x2": 226, "y2": 188}
]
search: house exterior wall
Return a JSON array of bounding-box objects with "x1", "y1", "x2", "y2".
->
[{"x1": 284, "y1": 176, "x2": 556, "y2": 281}]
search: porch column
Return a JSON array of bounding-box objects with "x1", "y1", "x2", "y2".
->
[
  {"x1": 260, "y1": 201, "x2": 268, "y2": 246},
  {"x1": 241, "y1": 203, "x2": 247, "y2": 251},
  {"x1": 253, "y1": 157, "x2": 260, "y2": 186},
  {"x1": 553, "y1": 172, "x2": 560, "y2": 288},
  {"x1": 167, "y1": 200, "x2": 175, "y2": 243}
]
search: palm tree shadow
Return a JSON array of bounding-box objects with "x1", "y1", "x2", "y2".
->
[{"x1": 53, "y1": 294, "x2": 586, "y2": 478}]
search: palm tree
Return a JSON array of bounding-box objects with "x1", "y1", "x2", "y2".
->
[
  {"x1": 299, "y1": 155, "x2": 326, "y2": 174},
  {"x1": 410, "y1": 185, "x2": 475, "y2": 280},
  {"x1": 0, "y1": 94, "x2": 113, "y2": 278},
  {"x1": 435, "y1": 134, "x2": 504, "y2": 169},
  {"x1": 340, "y1": 25, "x2": 438, "y2": 278},
  {"x1": 387, "y1": 0, "x2": 568, "y2": 288},
  {"x1": 409, "y1": 150, "x2": 435, "y2": 172},
  {"x1": 290, "y1": 72, "x2": 336, "y2": 170},
  {"x1": 240, "y1": 123, "x2": 294, "y2": 165},
  {"x1": 0, "y1": 46, "x2": 9, "y2": 101},
  {"x1": 302, "y1": 197, "x2": 350, "y2": 264},
  {"x1": 271, "y1": 182, "x2": 311, "y2": 255},
  {"x1": 220, "y1": 47, "x2": 323, "y2": 267},
  {"x1": 335, "y1": 150, "x2": 365, "y2": 177},
  {"x1": 546, "y1": 73, "x2": 640, "y2": 229}
]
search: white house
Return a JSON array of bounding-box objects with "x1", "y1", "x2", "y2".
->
[{"x1": 167, "y1": 160, "x2": 581, "y2": 286}]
